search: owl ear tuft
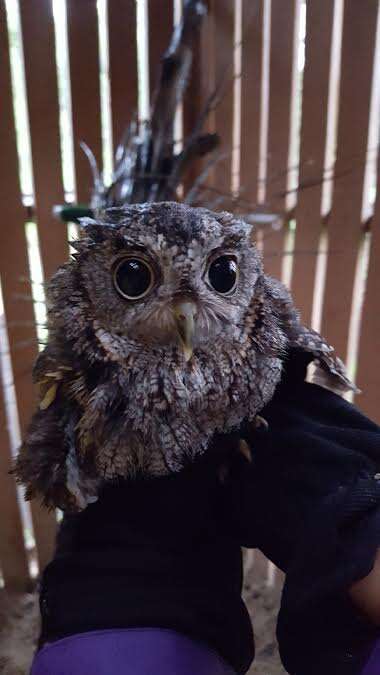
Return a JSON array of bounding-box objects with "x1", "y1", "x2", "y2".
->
[
  {"x1": 216, "y1": 211, "x2": 254, "y2": 244},
  {"x1": 78, "y1": 218, "x2": 109, "y2": 243},
  {"x1": 77, "y1": 217, "x2": 98, "y2": 228}
]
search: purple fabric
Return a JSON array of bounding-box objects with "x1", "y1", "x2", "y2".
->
[
  {"x1": 361, "y1": 639, "x2": 380, "y2": 675},
  {"x1": 30, "y1": 628, "x2": 236, "y2": 675}
]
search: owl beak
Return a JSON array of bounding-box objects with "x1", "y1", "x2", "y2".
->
[{"x1": 173, "y1": 300, "x2": 197, "y2": 362}]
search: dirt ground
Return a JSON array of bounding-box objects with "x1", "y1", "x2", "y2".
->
[
  {"x1": 0, "y1": 564, "x2": 286, "y2": 675},
  {"x1": 244, "y1": 573, "x2": 286, "y2": 675}
]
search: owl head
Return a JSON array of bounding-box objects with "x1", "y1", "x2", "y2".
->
[{"x1": 50, "y1": 202, "x2": 264, "y2": 364}]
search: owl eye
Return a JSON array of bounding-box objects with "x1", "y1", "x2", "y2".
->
[
  {"x1": 113, "y1": 257, "x2": 154, "y2": 300},
  {"x1": 207, "y1": 255, "x2": 238, "y2": 295}
]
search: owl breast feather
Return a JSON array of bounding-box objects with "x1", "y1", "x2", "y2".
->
[{"x1": 74, "y1": 341, "x2": 283, "y2": 478}]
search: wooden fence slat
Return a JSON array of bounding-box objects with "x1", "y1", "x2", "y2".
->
[
  {"x1": 67, "y1": 0, "x2": 102, "y2": 204},
  {"x1": 291, "y1": 0, "x2": 334, "y2": 325},
  {"x1": 239, "y1": 0, "x2": 263, "y2": 214},
  {"x1": 210, "y1": 0, "x2": 235, "y2": 198},
  {"x1": 200, "y1": 6, "x2": 216, "y2": 138},
  {"x1": 356, "y1": 189, "x2": 380, "y2": 424},
  {"x1": 148, "y1": 1, "x2": 173, "y2": 104},
  {"x1": 0, "y1": 5, "x2": 56, "y2": 573},
  {"x1": 263, "y1": 0, "x2": 297, "y2": 280},
  {"x1": 2, "y1": 0, "x2": 380, "y2": 583},
  {"x1": 182, "y1": 7, "x2": 205, "y2": 193},
  {"x1": 182, "y1": 3, "x2": 218, "y2": 198},
  {"x1": 20, "y1": 0, "x2": 68, "y2": 281},
  {"x1": 0, "y1": 363, "x2": 30, "y2": 591},
  {"x1": 108, "y1": 0, "x2": 138, "y2": 153},
  {"x1": 321, "y1": 0, "x2": 378, "y2": 360}
]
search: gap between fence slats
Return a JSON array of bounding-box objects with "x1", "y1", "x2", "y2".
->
[
  {"x1": 291, "y1": 0, "x2": 334, "y2": 326},
  {"x1": 67, "y1": 0, "x2": 102, "y2": 204},
  {"x1": 20, "y1": 0, "x2": 68, "y2": 280},
  {"x1": 0, "y1": 6, "x2": 56, "y2": 573},
  {"x1": 263, "y1": 0, "x2": 297, "y2": 280},
  {"x1": 239, "y1": 0, "x2": 263, "y2": 216},
  {"x1": 320, "y1": 0, "x2": 378, "y2": 362},
  {"x1": 108, "y1": 0, "x2": 138, "y2": 155},
  {"x1": 209, "y1": 0, "x2": 235, "y2": 201},
  {"x1": 0, "y1": 361, "x2": 30, "y2": 591}
]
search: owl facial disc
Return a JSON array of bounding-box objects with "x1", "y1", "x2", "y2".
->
[{"x1": 173, "y1": 299, "x2": 197, "y2": 362}]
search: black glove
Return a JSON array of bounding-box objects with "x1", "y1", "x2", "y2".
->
[
  {"x1": 39, "y1": 454, "x2": 254, "y2": 675},
  {"x1": 223, "y1": 350, "x2": 380, "y2": 674},
  {"x1": 278, "y1": 475, "x2": 380, "y2": 675}
]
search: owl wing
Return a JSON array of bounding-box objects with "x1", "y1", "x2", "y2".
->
[
  {"x1": 14, "y1": 346, "x2": 99, "y2": 511},
  {"x1": 265, "y1": 276, "x2": 357, "y2": 394}
]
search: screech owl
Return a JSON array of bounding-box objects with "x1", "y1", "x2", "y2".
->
[{"x1": 15, "y1": 202, "x2": 353, "y2": 511}]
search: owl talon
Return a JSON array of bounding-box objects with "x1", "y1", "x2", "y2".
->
[
  {"x1": 238, "y1": 439, "x2": 252, "y2": 462},
  {"x1": 65, "y1": 478, "x2": 96, "y2": 511},
  {"x1": 65, "y1": 447, "x2": 99, "y2": 511},
  {"x1": 253, "y1": 415, "x2": 269, "y2": 430}
]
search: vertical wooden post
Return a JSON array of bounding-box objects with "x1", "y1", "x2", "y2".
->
[
  {"x1": 182, "y1": 1, "x2": 217, "y2": 197},
  {"x1": 210, "y1": 0, "x2": 235, "y2": 198},
  {"x1": 148, "y1": 0, "x2": 173, "y2": 104},
  {"x1": 239, "y1": 0, "x2": 263, "y2": 214},
  {"x1": 263, "y1": 0, "x2": 297, "y2": 280},
  {"x1": 320, "y1": 1, "x2": 377, "y2": 359},
  {"x1": 291, "y1": 1, "x2": 334, "y2": 325},
  {"x1": 0, "y1": 4, "x2": 56, "y2": 574},
  {"x1": 356, "y1": 172, "x2": 380, "y2": 423},
  {"x1": 0, "y1": 372, "x2": 30, "y2": 591},
  {"x1": 20, "y1": 0, "x2": 68, "y2": 281},
  {"x1": 67, "y1": 0, "x2": 102, "y2": 203},
  {"x1": 108, "y1": 0, "x2": 138, "y2": 153}
]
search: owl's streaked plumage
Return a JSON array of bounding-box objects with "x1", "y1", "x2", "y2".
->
[{"x1": 15, "y1": 202, "x2": 353, "y2": 510}]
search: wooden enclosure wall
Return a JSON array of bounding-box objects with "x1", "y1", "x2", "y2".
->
[{"x1": 0, "y1": 0, "x2": 379, "y2": 591}]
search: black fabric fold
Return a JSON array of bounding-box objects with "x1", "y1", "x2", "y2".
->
[
  {"x1": 37, "y1": 350, "x2": 380, "y2": 674},
  {"x1": 39, "y1": 457, "x2": 254, "y2": 675},
  {"x1": 223, "y1": 352, "x2": 380, "y2": 674}
]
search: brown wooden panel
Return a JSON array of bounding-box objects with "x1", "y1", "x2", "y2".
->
[
  {"x1": 20, "y1": 0, "x2": 68, "y2": 281},
  {"x1": 264, "y1": 0, "x2": 297, "y2": 279},
  {"x1": 356, "y1": 203, "x2": 380, "y2": 423},
  {"x1": 148, "y1": 0, "x2": 173, "y2": 103},
  {"x1": 108, "y1": 0, "x2": 138, "y2": 151},
  {"x1": 239, "y1": 0, "x2": 263, "y2": 213},
  {"x1": 199, "y1": 5, "x2": 216, "y2": 138},
  {"x1": 0, "y1": 4, "x2": 56, "y2": 573},
  {"x1": 67, "y1": 0, "x2": 102, "y2": 204},
  {"x1": 321, "y1": 1, "x2": 378, "y2": 359},
  {"x1": 0, "y1": 369, "x2": 30, "y2": 591},
  {"x1": 291, "y1": 1, "x2": 334, "y2": 325},
  {"x1": 210, "y1": 0, "x2": 235, "y2": 197},
  {"x1": 182, "y1": 3, "x2": 217, "y2": 196},
  {"x1": 182, "y1": 7, "x2": 205, "y2": 192}
]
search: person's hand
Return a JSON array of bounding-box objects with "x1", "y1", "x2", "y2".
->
[
  {"x1": 350, "y1": 548, "x2": 380, "y2": 626},
  {"x1": 221, "y1": 351, "x2": 380, "y2": 674},
  {"x1": 39, "y1": 454, "x2": 255, "y2": 675}
]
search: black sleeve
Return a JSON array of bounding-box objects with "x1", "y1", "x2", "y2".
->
[
  {"x1": 223, "y1": 351, "x2": 380, "y2": 674},
  {"x1": 38, "y1": 457, "x2": 254, "y2": 675}
]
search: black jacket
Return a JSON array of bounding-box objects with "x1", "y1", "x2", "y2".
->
[{"x1": 39, "y1": 351, "x2": 380, "y2": 674}]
